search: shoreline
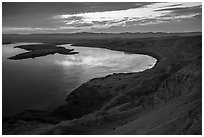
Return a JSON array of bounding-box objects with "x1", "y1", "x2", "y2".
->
[{"x1": 3, "y1": 42, "x2": 157, "y2": 118}]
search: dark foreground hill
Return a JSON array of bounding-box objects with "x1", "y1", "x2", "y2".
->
[{"x1": 2, "y1": 34, "x2": 202, "y2": 135}]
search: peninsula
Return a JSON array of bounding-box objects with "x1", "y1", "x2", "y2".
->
[{"x1": 7, "y1": 43, "x2": 79, "y2": 60}]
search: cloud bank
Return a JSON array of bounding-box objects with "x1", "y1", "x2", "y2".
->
[
  {"x1": 55, "y1": 3, "x2": 201, "y2": 29},
  {"x1": 3, "y1": 2, "x2": 202, "y2": 33}
]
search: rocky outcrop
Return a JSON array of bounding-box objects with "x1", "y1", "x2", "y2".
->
[{"x1": 153, "y1": 57, "x2": 201, "y2": 105}]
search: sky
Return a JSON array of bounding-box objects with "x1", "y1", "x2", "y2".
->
[{"x1": 2, "y1": 2, "x2": 202, "y2": 34}]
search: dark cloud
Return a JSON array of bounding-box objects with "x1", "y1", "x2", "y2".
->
[
  {"x1": 153, "y1": 5, "x2": 202, "y2": 23},
  {"x1": 173, "y1": 6, "x2": 202, "y2": 16},
  {"x1": 91, "y1": 21, "x2": 110, "y2": 25},
  {"x1": 159, "y1": 4, "x2": 183, "y2": 8},
  {"x1": 66, "y1": 16, "x2": 84, "y2": 21},
  {"x1": 155, "y1": 5, "x2": 202, "y2": 16}
]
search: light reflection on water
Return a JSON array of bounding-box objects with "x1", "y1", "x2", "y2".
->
[
  {"x1": 2, "y1": 43, "x2": 156, "y2": 116},
  {"x1": 56, "y1": 44, "x2": 156, "y2": 73}
]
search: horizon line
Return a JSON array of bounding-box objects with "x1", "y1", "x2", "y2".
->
[{"x1": 2, "y1": 31, "x2": 202, "y2": 35}]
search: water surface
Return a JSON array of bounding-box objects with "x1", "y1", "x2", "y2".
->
[{"x1": 3, "y1": 43, "x2": 157, "y2": 116}]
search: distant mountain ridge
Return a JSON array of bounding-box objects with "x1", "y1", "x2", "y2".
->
[
  {"x1": 3, "y1": 31, "x2": 201, "y2": 35},
  {"x1": 2, "y1": 32, "x2": 202, "y2": 44}
]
